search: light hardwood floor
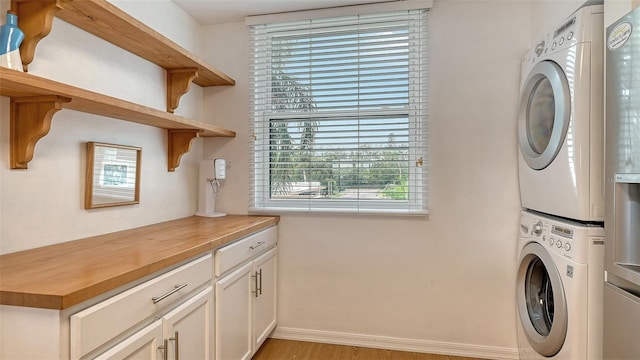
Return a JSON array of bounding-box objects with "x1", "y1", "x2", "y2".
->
[{"x1": 252, "y1": 339, "x2": 486, "y2": 360}]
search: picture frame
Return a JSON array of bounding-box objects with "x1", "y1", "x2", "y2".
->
[{"x1": 85, "y1": 142, "x2": 141, "y2": 209}]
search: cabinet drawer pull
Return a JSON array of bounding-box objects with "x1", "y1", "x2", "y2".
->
[
  {"x1": 250, "y1": 241, "x2": 266, "y2": 250},
  {"x1": 152, "y1": 283, "x2": 188, "y2": 304}
]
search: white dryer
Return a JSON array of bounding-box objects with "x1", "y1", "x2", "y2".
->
[
  {"x1": 516, "y1": 210, "x2": 604, "y2": 360},
  {"x1": 518, "y1": 5, "x2": 604, "y2": 222}
]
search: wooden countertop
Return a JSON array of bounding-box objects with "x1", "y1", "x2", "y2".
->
[{"x1": 0, "y1": 215, "x2": 279, "y2": 310}]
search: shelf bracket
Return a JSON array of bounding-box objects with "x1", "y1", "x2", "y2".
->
[
  {"x1": 167, "y1": 129, "x2": 201, "y2": 172},
  {"x1": 166, "y1": 68, "x2": 199, "y2": 113},
  {"x1": 11, "y1": 0, "x2": 65, "y2": 72},
  {"x1": 10, "y1": 95, "x2": 71, "y2": 169}
]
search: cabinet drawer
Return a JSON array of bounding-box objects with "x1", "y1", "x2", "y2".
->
[
  {"x1": 70, "y1": 254, "x2": 212, "y2": 359},
  {"x1": 215, "y1": 226, "x2": 277, "y2": 276}
]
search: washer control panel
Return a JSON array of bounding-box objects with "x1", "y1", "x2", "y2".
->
[{"x1": 519, "y1": 211, "x2": 604, "y2": 264}]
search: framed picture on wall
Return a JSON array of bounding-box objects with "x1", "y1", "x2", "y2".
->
[{"x1": 85, "y1": 142, "x2": 141, "y2": 209}]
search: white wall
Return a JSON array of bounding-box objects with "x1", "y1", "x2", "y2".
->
[
  {"x1": 202, "y1": 0, "x2": 527, "y2": 355},
  {"x1": 0, "y1": 0, "x2": 206, "y2": 254},
  {"x1": 111, "y1": 0, "x2": 204, "y2": 59},
  {"x1": 0, "y1": 0, "x2": 616, "y2": 356},
  {"x1": 529, "y1": 0, "x2": 586, "y2": 42}
]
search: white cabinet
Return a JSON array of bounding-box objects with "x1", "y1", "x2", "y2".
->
[
  {"x1": 70, "y1": 255, "x2": 213, "y2": 359},
  {"x1": 252, "y1": 248, "x2": 277, "y2": 351},
  {"x1": 214, "y1": 227, "x2": 277, "y2": 360},
  {"x1": 0, "y1": 223, "x2": 279, "y2": 360},
  {"x1": 162, "y1": 286, "x2": 213, "y2": 360},
  {"x1": 215, "y1": 262, "x2": 253, "y2": 360},
  {"x1": 91, "y1": 286, "x2": 213, "y2": 360},
  {"x1": 93, "y1": 320, "x2": 164, "y2": 360}
]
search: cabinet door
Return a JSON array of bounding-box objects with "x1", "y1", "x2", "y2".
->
[
  {"x1": 162, "y1": 286, "x2": 213, "y2": 360},
  {"x1": 215, "y1": 262, "x2": 253, "y2": 360},
  {"x1": 253, "y1": 247, "x2": 277, "y2": 351},
  {"x1": 70, "y1": 254, "x2": 212, "y2": 359},
  {"x1": 93, "y1": 320, "x2": 163, "y2": 360}
]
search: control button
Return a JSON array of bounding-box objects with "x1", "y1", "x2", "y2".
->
[
  {"x1": 559, "y1": 37, "x2": 565, "y2": 45},
  {"x1": 565, "y1": 243, "x2": 571, "y2": 251},
  {"x1": 549, "y1": 238, "x2": 555, "y2": 245},
  {"x1": 567, "y1": 31, "x2": 573, "y2": 40},
  {"x1": 552, "y1": 42, "x2": 557, "y2": 50},
  {"x1": 557, "y1": 240, "x2": 563, "y2": 248}
]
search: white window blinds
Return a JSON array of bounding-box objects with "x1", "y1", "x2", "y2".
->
[{"x1": 249, "y1": 8, "x2": 429, "y2": 215}]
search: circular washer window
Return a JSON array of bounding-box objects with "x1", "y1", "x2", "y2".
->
[
  {"x1": 516, "y1": 242, "x2": 568, "y2": 357},
  {"x1": 518, "y1": 60, "x2": 571, "y2": 170}
]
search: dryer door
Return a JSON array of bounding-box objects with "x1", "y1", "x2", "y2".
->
[
  {"x1": 516, "y1": 242, "x2": 568, "y2": 357},
  {"x1": 518, "y1": 60, "x2": 571, "y2": 170}
]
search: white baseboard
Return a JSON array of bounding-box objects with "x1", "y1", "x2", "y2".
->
[{"x1": 271, "y1": 326, "x2": 519, "y2": 360}]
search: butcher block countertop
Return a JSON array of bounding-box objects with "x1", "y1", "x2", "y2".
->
[{"x1": 0, "y1": 215, "x2": 279, "y2": 310}]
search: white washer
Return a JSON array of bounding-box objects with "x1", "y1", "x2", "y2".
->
[
  {"x1": 516, "y1": 210, "x2": 604, "y2": 360},
  {"x1": 518, "y1": 5, "x2": 604, "y2": 222}
]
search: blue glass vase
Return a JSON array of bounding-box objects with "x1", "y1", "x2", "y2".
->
[{"x1": 0, "y1": 10, "x2": 25, "y2": 71}]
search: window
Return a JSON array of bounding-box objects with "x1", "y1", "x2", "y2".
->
[{"x1": 249, "y1": 7, "x2": 429, "y2": 215}]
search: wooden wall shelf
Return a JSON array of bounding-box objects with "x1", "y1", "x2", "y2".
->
[
  {"x1": 11, "y1": 0, "x2": 235, "y2": 112},
  {"x1": 0, "y1": 68, "x2": 236, "y2": 170}
]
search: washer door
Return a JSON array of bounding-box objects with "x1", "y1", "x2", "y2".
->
[
  {"x1": 518, "y1": 60, "x2": 571, "y2": 170},
  {"x1": 517, "y1": 242, "x2": 568, "y2": 357}
]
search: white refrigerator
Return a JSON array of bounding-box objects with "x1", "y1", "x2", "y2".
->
[{"x1": 605, "y1": 7, "x2": 640, "y2": 360}]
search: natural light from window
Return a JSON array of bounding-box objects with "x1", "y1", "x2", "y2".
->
[{"x1": 249, "y1": 9, "x2": 429, "y2": 214}]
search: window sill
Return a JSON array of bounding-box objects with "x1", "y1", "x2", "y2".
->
[{"x1": 249, "y1": 207, "x2": 429, "y2": 217}]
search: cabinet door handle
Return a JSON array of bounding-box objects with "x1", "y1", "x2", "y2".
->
[
  {"x1": 159, "y1": 339, "x2": 169, "y2": 360},
  {"x1": 252, "y1": 271, "x2": 259, "y2": 298},
  {"x1": 250, "y1": 241, "x2": 266, "y2": 250},
  {"x1": 169, "y1": 331, "x2": 179, "y2": 360},
  {"x1": 258, "y1": 268, "x2": 263, "y2": 295},
  {"x1": 152, "y1": 283, "x2": 188, "y2": 304}
]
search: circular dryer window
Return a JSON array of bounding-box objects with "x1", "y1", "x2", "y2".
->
[
  {"x1": 517, "y1": 242, "x2": 568, "y2": 357},
  {"x1": 518, "y1": 60, "x2": 571, "y2": 170},
  {"x1": 527, "y1": 78, "x2": 555, "y2": 155}
]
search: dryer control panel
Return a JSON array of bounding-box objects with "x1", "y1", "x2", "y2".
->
[{"x1": 521, "y1": 5, "x2": 603, "y2": 69}]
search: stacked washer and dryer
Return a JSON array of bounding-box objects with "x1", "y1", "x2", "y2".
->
[{"x1": 515, "y1": 4, "x2": 605, "y2": 360}]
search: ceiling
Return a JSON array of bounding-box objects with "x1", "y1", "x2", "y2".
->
[{"x1": 173, "y1": 0, "x2": 395, "y2": 25}]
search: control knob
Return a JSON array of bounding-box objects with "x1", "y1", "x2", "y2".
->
[
  {"x1": 532, "y1": 222, "x2": 543, "y2": 236},
  {"x1": 535, "y1": 41, "x2": 545, "y2": 56}
]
